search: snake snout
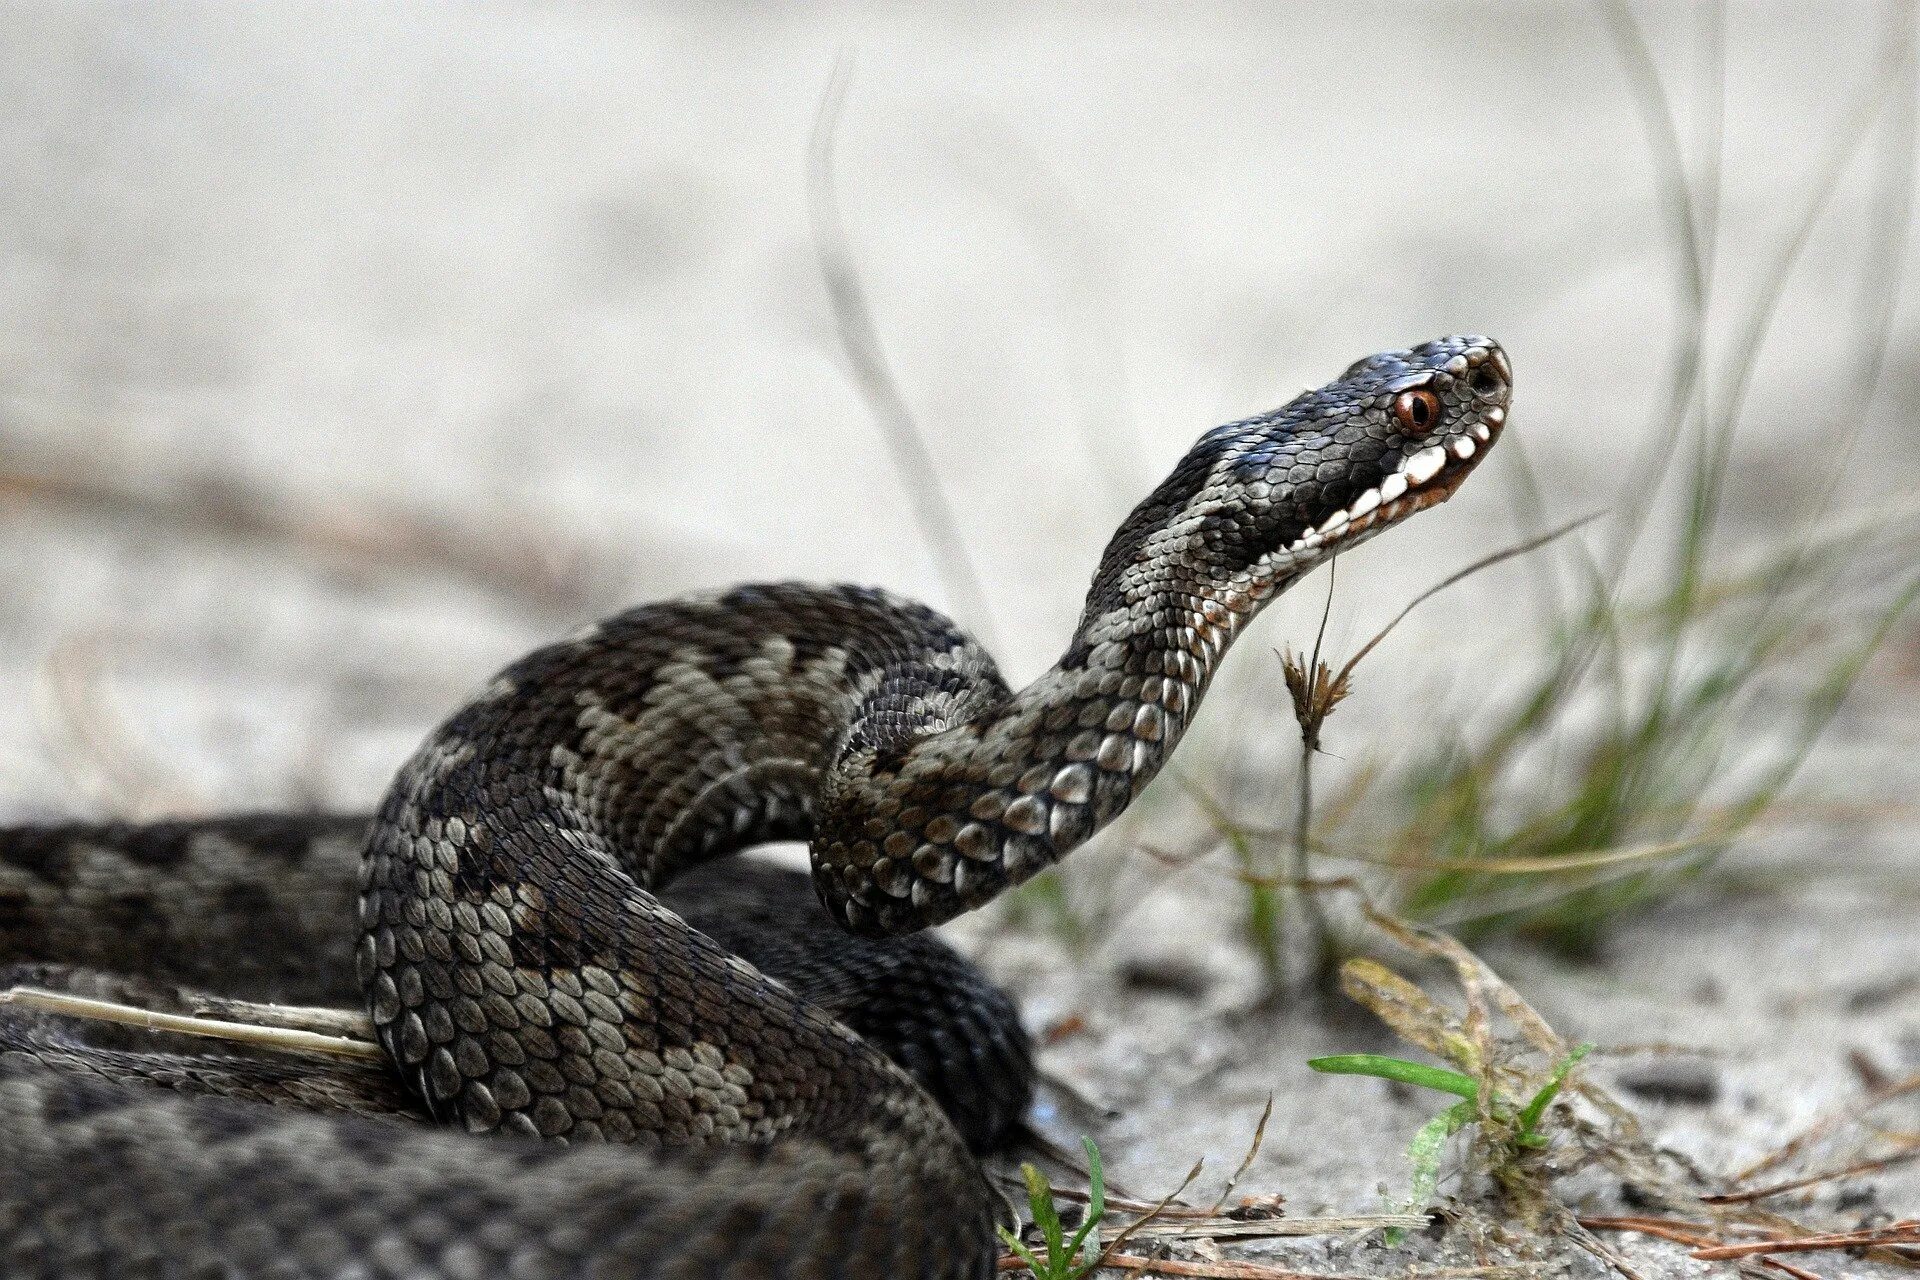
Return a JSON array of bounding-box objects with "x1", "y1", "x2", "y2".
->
[{"x1": 1473, "y1": 344, "x2": 1512, "y2": 402}]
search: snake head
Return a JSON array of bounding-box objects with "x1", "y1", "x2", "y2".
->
[
  {"x1": 1087, "y1": 335, "x2": 1510, "y2": 611},
  {"x1": 1220, "y1": 333, "x2": 1511, "y2": 576}
]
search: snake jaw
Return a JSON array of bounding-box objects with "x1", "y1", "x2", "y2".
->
[{"x1": 1241, "y1": 337, "x2": 1509, "y2": 578}]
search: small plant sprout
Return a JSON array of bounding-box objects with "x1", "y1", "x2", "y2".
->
[
  {"x1": 998, "y1": 1138, "x2": 1106, "y2": 1280},
  {"x1": 1309, "y1": 1044, "x2": 1593, "y2": 1243}
]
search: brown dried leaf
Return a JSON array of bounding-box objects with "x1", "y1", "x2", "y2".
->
[{"x1": 1338, "y1": 958, "x2": 1480, "y2": 1071}]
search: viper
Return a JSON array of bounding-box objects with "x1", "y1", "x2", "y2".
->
[{"x1": 0, "y1": 335, "x2": 1509, "y2": 1278}]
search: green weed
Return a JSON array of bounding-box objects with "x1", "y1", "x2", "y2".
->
[
  {"x1": 998, "y1": 1138, "x2": 1106, "y2": 1280},
  {"x1": 1312, "y1": 1041, "x2": 1592, "y2": 1241}
]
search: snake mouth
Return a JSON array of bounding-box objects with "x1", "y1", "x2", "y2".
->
[{"x1": 1276, "y1": 404, "x2": 1507, "y2": 563}]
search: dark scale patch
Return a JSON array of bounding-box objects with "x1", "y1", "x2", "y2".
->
[
  {"x1": 217, "y1": 879, "x2": 277, "y2": 923},
  {"x1": 108, "y1": 824, "x2": 197, "y2": 871},
  {"x1": 506, "y1": 907, "x2": 592, "y2": 973},
  {"x1": 30, "y1": 1069, "x2": 152, "y2": 1127},
  {"x1": 846, "y1": 668, "x2": 984, "y2": 764},
  {"x1": 201, "y1": 815, "x2": 367, "y2": 866},
  {"x1": 1190, "y1": 502, "x2": 1283, "y2": 567},
  {"x1": 0, "y1": 828, "x2": 80, "y2": 884},
  {"x1": 0, "y1": 815, "x2": 362, "y2": 885},
  {"x1": 0, "y1": 887, "x2": 35, "y2": 942},
  {"x1": 328, "y1": 1116, "x2": 406, "y2": 1169},
  {"x1": 94, "y1": 891, "x2": 159, "y2": 938},
  {"x1": 444, "y1": 842, "x2": 499, "y2": 909},
  {"x1": 181, "y1": 1092, "x2": 286, "y2": 1145},
  {"x1": 1076, "y1": 444, "x2": 1221, "y2": 633}
]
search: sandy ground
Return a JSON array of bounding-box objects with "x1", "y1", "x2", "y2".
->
[{"x1": 2, "y1": 3, "x2": 1918, "y2": 1276}]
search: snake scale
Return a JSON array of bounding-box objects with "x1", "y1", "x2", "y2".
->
[{"x1": 0, "y1": 335, "x2": 1509, "y2": 1278}]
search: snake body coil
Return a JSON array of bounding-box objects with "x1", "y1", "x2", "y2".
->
[{"x1": 0, "y1": 335, "x2": 1509, "y2": 1278}]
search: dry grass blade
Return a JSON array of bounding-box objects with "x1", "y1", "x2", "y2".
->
[
  {"x1": 1279, "y1": 560, "x2": 1344, "y2": 753},
  {"x1": 1218, "y1": 805, "x2": 1816, "y2": 876},
  {"x1": 1338, "y1": 958, "x2": 1482, "y2": 1072},
  {"x1": 1211, "y1": 1096, "x2": 1275, "y2": 1213},
  {"x1": 1356, "y1": 909, "x2": 1565, "y2": 1060},
  {"x1": 1704, "y1": 1150, "x2": 1920, "y2": 1205},
  {"x1": 0, "y1": 443, "x2": 606, "y2": 615},
  {"x1": 1706, "y1": 48, "x2": 1891, "y2": 471},
  {"x1": 1733, "y1": 1071, "x2": 1920, "y2": 1183},
  {"x1": 1561, "y1": 1219, "x2": 1651, "y2": 1280},
  {"x1": 1579, "y1": 1215, "x2": 1718, "y2": 1248},
  {"x1": 1596, "y1": 0, "x2": 1709, "y2": 301},
  {"x1": 1753, "y1": 1260, "x2": 1830, "y2": 1280},
  {"x1": 807, "y1": 52, "x2": 999, "y2": 650},
  {"x1": 1278, "y1": 564, "x2": 1343, "y2": 982},
  {"x1": 168, "y1": 994, "x2": 375, "y2": 1041},
  {"x1": 1002, "y1": 1173, "x2": 1401, "y2": 1239},
  {"x1": 1326, "y1": 904, "x2": 1757, "y2": 1280},
  {"x1": 1390, "y1": 6, "x2": 1917, "y2": 952},
  {"x1": 1590, "y1": 0, "x2": 1712, "y2": 577},
  {"x1": 1, "y1": 986, "x2": 384, "y2": 1064},
  {"x1": 996, "y1": 1256, "x2": 1375, "y2": 1279},
  {"x1": 1308, "y1": 826, "x2": 1747, "y2": 875},
  {"x1": 1270, "y1": 517, "x2": 1598, "y2": 987},
  {"x1": 1391, "y1": 921, "x2": 1679, "y2": 1186},
  {"x1": 1116, "y1": 1214, "x2": 1427, "y2": 1242},
  {"x1": 1690, "y1": 1221, "x2": 1920, "y2": 1261}
]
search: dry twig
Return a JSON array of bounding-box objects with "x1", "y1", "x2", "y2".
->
[
  {"x1": 1, "y1": 986, "x2": 383, "y2": 1064},
  {"x1": 996, "y1": 1255, "x2": 1374, "y2": 1279},
  {"x1": 1691, "y1": 1220, "x2": 1920, "y2": 1261},
  {"x1": 0, "y1": 446, "x2": 607, "y2": 614},
  {"x1": 1211, "y1": 1096, "x2": 1275, "y2": 1214}
]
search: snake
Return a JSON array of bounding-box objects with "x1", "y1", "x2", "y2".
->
[{"x1": 0, "y1": 334, "x2": 1509, "y2": 1278}]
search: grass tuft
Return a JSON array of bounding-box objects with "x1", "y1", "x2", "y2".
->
[
  {"x1": 1376, "y1": 3, "x2": 1920, "y2": 951},
  {"x1": 1393, "y1": 563, "x2": 1920, "y2": 952},
  {"x1": 1310, "y1": 1042, "x2": 1593, "y2": 1243},
  {"x1": 998, "y1": 1138, "x2": 1107, "y2": 1280}
]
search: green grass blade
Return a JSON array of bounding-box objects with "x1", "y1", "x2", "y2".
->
[
  {"x1": 1516, "y1": 1042, "x2": 1593, "y2": 1144},
  {"x1": 1308, "y1": 1054, "x2": 1481, "y2": 1101},
  {"x1": 1062, "y1": 1137, "x2": 1105, "y2": 1269},
  {"x1": 1389, "y1": 1098, "x2": 1477, "y2": 1245},
  {"x1": 1019, "y1": 1162, "x2": 1065, "y2": 1261},
  {"x1": 996, "y1": 1227, "x2": 1047, "y2": 1277}
]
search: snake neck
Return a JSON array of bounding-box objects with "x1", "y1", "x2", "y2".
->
[{"x1": 815, "y1": 548, "x2": 1297, "y2": 937}]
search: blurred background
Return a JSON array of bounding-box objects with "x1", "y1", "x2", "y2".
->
[{"x1": 2, "y1": 0, "x2": 1918, "y2": 1234}]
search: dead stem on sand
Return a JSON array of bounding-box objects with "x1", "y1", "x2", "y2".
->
[
  {"x1": 1266, "y1": 516, "x2": 1600, "y2": 987},
  {"x1": 0, "y1": 443, "x2": 610, "y2": 615},
  {"x1": 1733, "y1": 1070, "x2": 1920, "y2": 1184},
  {"x1": 1211, "y1": 1095, "x2": 1275, "y2": 1215},
  {"x1": 997, "y1": 1258, "x2": 1376, "y2": 1279},
  {"x1": 1688, "y1": 1221, "x2": 1920, "y2": 1262},
  {"x1": 997, "y1": 1094, "x2": 1418, "y2": 1278}
]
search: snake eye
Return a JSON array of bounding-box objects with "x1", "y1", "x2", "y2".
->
[{"x1": 1393, "y1": 387, "x2": 1440, "y2": 435}]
